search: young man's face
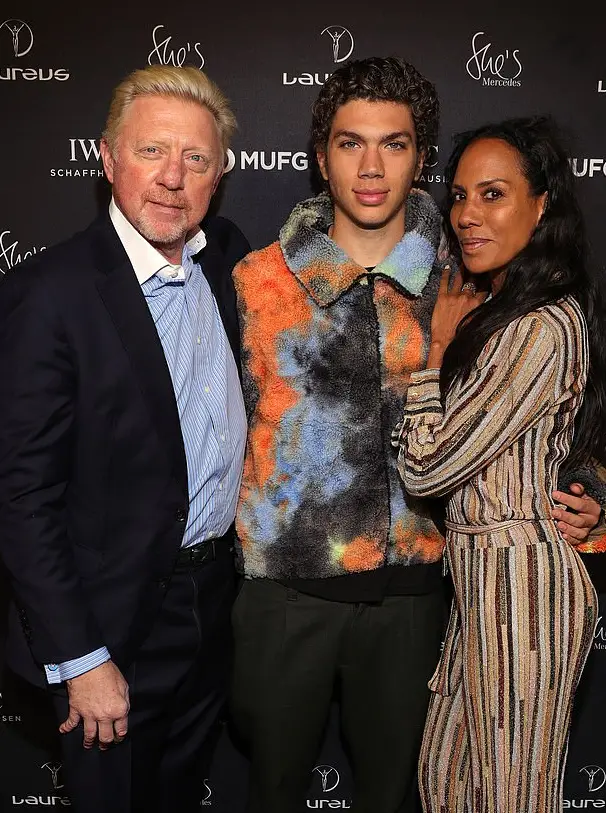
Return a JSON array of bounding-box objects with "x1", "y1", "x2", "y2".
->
[{"x1": 316, "y1": 99, "x2": 424, "y2": 232}]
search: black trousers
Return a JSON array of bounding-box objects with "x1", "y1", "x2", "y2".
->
[
  {"x1": 51, "y1": 543, "x2": 236, "y2": 813},
  {"x1": 231, "y1": 579, "x2": 446, "y2": 813}
]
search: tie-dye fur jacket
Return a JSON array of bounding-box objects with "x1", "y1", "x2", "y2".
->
[{"x1": 233, "y1": 189, "x2": 451, "y2": 579}]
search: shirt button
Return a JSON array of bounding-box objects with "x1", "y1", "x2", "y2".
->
[
  {"x1": 220, "y1": 434, "x2": 225, "y2": 441},
  {"x1": 204, "y1": 386, "x2": 210, "y2": 393},
  {"x1": 175, "y1": 508, "x2": 187, "y2": 522},
  {"x1": 218, "y1": 483, "x2": 223, "y2": 490}
]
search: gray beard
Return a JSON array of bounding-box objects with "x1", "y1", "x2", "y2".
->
[{"x1": 134, "y1": 211, "x2": 187, "y2": 246}]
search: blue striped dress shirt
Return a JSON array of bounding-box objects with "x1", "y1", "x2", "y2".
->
[{"x1": 45, "y1": 200, "x2": 246, "y2": 683}]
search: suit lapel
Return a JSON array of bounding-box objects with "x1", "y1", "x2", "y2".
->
[
  {"x1": 91, "y1": 217, "x2": 188, "y2": 499},
  {"x1": 194, "y1": 238, "x2": 241, "y2": 372}
]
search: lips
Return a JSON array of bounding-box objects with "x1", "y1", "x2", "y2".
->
[
  {"x1": 354, "y1": 189, "x2": 389, "y2": 205},
  {"x1": 459, "y1": 237, "x2": 491, "y2": 252},
  {"x1": 147, "y1": 200, "x2": 186, "y2": 210}
]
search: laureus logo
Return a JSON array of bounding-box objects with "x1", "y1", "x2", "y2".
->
[
  {"x1": 40, "y1": 762, "x2": 64, "y2": 790},
  {"x1": 313, "y1": 764, "x2": 340, "y2": 793},
  {"x1": 581, "y1": 765, "x2": 606, "y2": 793},
  {"x1": 0, "y1": 17, "x2": 69, "y2": 80},
  {"x1": 0, "y1": 18, "x2": 33, "y2": 58},
  {"x1": 321, "y1": 26, "x2": 354, "y2": 64}
]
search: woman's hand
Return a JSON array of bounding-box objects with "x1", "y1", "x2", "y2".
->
[{"x1": 427, "y1": 265, "x2": 488, "y2": 368}]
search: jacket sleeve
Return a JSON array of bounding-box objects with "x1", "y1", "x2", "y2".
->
[
  {"x1": 395, "y1": 314, "x2": 575, "y2": 498},
  {"x1": 0, "y1": 270, "x2": 104, "y2": 665},
  {"x1": 574, "y1": 461, "x2": 606, "y2": 552}
]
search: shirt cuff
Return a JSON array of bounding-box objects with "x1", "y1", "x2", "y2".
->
[
  {"x1": 406, "y1": 369, "x2": 442, "y2": 404},
  {"x1": 392, "y1": 370, "x2": 443, "y2": 449},
  {"x1": 45, "y1": 647, "x2": 111, "y2": 685}
]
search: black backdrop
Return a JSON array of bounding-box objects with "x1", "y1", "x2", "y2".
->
[{"x1": 1, "y1": 0, "x2": 606, "y2": 808}]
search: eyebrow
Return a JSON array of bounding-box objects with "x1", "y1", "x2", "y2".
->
[
  {"x1": 134, "y1": 137, "x2": 212, "y2": 151},
  {"x1": 333, "y1": 129, "x2": 414, "y2": 144},
  {"x1": 452, "y1": 177, "x2": 509, "y2": 190}
]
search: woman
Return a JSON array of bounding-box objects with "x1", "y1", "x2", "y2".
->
[{"x1": 393, "y1": 116, "x2": 606, "y2": 811}]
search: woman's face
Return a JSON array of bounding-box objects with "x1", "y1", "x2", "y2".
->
[{"x1": 449, "y1": 137, "x2": 547, "y2": 277}]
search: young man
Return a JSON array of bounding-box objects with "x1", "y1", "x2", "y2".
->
[{"x1": 231, "y1": 57, "x2": 601, "y2": 813}]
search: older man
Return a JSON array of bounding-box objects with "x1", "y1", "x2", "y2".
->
[{"x1": 0, "y1": 66, "x2": 249, "y2": 813}]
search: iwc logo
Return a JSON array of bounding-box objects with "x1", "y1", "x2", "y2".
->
[{"x1": 50, "y1": 138, "x2": 104, "y2": 178}]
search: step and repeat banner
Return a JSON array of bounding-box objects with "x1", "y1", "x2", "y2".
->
[{"x1": 1, "y1": 0, "x2": 605, "y2": 808}]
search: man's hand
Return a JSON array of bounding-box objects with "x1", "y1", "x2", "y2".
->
[
  {"x1": 552, "y1": 483, "x2": 601, "y2": 545},
  {"x1": 59, "y1": 660, "x2": 130, "y2": 750}
]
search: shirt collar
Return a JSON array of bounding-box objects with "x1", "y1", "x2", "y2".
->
[
  {"x1": 109, "y1": 198, "x2": 207, "y2": 285},
  {"x1": 278, "y1": 190, "x2": 443, "y2": 307}
]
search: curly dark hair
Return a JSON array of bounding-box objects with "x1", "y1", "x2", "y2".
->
[
  {"x1": 311, "y1": 56, "x2": 439, "y2": 158},
  {"x1": 441, "y1": 116, "x2": 606, "y2": 469}
]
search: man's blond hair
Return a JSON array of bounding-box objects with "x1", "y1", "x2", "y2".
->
[{"x1": 102, "y1": 65, "x2": 236, "y2": 158}]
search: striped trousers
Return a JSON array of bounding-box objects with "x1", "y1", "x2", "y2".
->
[{"x1": 419, "y1": 519, "x2": 597, "y2": 812}]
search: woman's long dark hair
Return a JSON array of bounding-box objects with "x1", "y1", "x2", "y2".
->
[{"x1": 441, "y1": 116, "x2": 606, "y2": 469}]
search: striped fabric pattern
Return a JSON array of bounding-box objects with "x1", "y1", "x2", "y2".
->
[
  {"x1": 142, "y1": 246, "x2": 247, "y2": 546},
  {"x1": 395, "y1": 299, "x2": 598, "y2": 811}
]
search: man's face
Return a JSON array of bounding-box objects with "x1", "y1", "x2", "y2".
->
[
  {"x1": 101, "y1": 95, "x2": 224, "y2": 258},
  {"x1": 316, "y1": 99, "x2": 424, "y2": 231}
]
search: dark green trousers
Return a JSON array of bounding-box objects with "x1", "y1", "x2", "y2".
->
[{"x1": 231, "y1": 579, "x2": 446, "y2": 813}]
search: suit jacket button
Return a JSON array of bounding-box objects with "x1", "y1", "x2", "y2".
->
[{"x1": 175, "y1": 508, "x2": 187, "y2": 522}]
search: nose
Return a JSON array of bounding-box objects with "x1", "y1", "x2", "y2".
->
[
  {"x1": 456, "y1": 196, "x2": 482, "y2": 230},
  {"x1": 359, "y1": 146, "x2": 384, "y2": 179},
  {"x1": 157, "y1": 153, "x2": 186, "y2": 190}
]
